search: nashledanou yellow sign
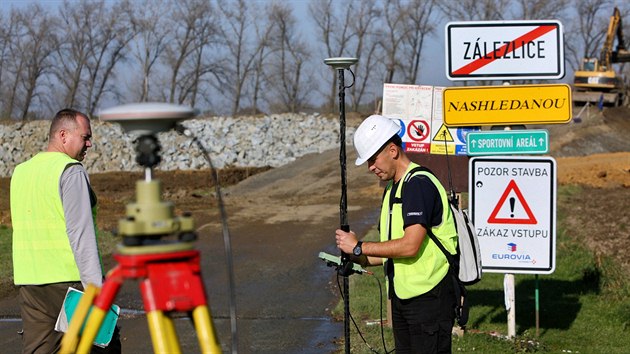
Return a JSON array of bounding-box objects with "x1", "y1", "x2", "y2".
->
[{"x1": 443, "y1": 84, "x2": 572, "y2": 126}]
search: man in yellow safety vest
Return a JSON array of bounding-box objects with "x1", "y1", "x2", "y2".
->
[
  {"x1": 336, "y1": 114, "x2": 458, "y2": 353},
  {"x1": 11, "y1": 108, "x2": 120, "y2": 353}
]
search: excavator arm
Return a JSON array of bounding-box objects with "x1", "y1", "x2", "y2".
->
[{"x1": 611, "y1": 7, "x2": 630, "y2": 63}]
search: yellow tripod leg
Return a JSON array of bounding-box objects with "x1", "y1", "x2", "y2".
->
[
  {"x1": 192, "y1": 305, "x2": 222, "y2": 353},
  {"x1": 163, "y1": 312, "x2": 182, "y2": 354},
  {"x1": 147, "y1": 310, "x2": 182, "y2": 354},
  {"x1": 76, "y1": 307, "x2": 106, "y2": 354},
  {"x1": 60, "y1": 285, "x2": 100, "y2": 354}
]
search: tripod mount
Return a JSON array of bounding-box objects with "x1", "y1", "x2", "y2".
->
[
  {"x1": 117, "y1": 133, "x2": 196, "y2": 254},
  {"x1": 100, "y1": 103, "x2": 198, "y2": 254}
]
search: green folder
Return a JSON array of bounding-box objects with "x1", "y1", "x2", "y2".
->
[{"x1": 55, "y1": 287, "x2": 120, "y2": 348}]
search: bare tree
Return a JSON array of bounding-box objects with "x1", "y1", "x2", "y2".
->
[
  {"x1": 3, "y1": 8, "x2": 24, "y2": 119},
  {"x1": 129, "y1": 0, "x2": 172, "y2": 102},
  {"x1": 163, "y1": 0, "x2": 217, "y2": 105},
  {"x1": 265, "y1": 3, "x2": 312, "y2": 113},
  {"x1": 400, "y1": 0, "x2": 438, "y2": 84},
  {"x1": 54, "y1": 0, "x2": 102, "y2": 109},
  {"x1": 0, "y1": 11, "x2": 18, "y2": 117},
  {"x1": 513, "y1": 0, "x2": 570, "y2": 20},
  {"x1": 6, "y1": 4, "x2": 58, "y2": 120},
  {"x1": 183, "y1": 16, "x2": 223, "y2": 108},
  {"x1": 437, "y1": 0, "x2": 510, "y2": 21},
  {"x1": 310, "y1": 0, "x2": 358, "y2": 112},
  {"x1": 380, "y1": 0, "x2": 408, "y2": 84},
  {"x1": 83, "y1": 0, "x2": 135, "y2": 116},
  {"x1": 217, "y1": 0, "x2": 271, "y2": 116},
  {"x1": 249, "y1": 18, "x2": 275, "y2": 115},
  {"x1": 347, "y1": 0, "x2": 381, "y2": 111}
]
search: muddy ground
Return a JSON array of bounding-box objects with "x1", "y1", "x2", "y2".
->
[{"x1": 0, "y1": 107, "x2": 629, "y2": 353}]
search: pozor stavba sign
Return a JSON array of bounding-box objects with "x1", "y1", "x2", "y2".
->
[
  {"x1": 442, "y1": 84, "x2": 572, "y2": 126},
  {"x1": 445, "y1": 20, "x2": 564, "y2": 80},
  {"x1": 470, "y1": 156, "x2": 556, "y2": 274}
]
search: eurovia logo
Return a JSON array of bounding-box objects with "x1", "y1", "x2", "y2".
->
[{"x1": 492, "y1": 242, "x2": 533, "y2": 263}]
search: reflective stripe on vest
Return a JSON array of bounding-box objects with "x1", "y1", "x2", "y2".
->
[
  {"x1": 379, "y1": 162, "x2": 458, "y2": 299},
  {"x1": 11, "y1": 152, "x2": 82, "y2": 284}
]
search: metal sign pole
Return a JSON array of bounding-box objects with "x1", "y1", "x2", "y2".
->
[
  {"x1": 325, "y1": 57, "x2": 358, "y2": 354},
  {"x1": 505, "y1": 273, "x2": 516, "y2": 338},
  {"x1": 534, "y1": 274, "x2": 540, "y2": 338}
]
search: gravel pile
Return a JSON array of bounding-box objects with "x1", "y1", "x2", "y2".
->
[{"x1": 0, "y1": 113, "x2": 355, "y2": 177}]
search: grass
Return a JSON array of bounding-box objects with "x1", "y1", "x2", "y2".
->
[
  {"x1": 332, "y1": 185, "x2": 630, "y2": 353},
  {"x1": 0, "y1": 225, "x2": 11, "y2": 276}
]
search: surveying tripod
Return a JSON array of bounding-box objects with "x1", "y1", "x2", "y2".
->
[{"x1": 60, "y1": 134, "x2": 222, "y2": 354}]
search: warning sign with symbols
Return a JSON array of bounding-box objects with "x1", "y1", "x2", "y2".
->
[
  {"x1": 430, "y1": 87, "x2": 478, "y2": 155},
  {"x1": 469, "y1": 156, "x2": 557, "y2": 274},
  {"x1": 404, "y1": 119, "x2": 431, "y2": 153}
]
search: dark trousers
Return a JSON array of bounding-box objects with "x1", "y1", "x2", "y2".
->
[
  {"x1": 18, "y1": 282, "x2": 121, "y2": 354},
  {"x1": 391, "y1": 274, "x2": 455, "y2": 354}
]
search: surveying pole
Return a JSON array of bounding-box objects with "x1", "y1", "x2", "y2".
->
[{"x1": 325, "y1": 57, "x2": 358, "y2": 354}]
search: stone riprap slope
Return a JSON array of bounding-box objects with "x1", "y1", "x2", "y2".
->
[{"x1": 0, "y1": 113, "x2": 353, "y2": 177}]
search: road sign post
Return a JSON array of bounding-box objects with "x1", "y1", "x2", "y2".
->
[
  {"x1": 445, "y1": 20, "x2": 564, "y2": 80},
  {"x1": 469, "y1": 156, "x2": 557, "y2": 274},
  {"x1": 443, "y1": 84, "x2": 572, "y2": 126},
  {"x1": 450, "y1": 19, "x2": 564, "y2": 339},
  {"x1": 467, "y1": 130, "x2": 549, "y2": 155}
]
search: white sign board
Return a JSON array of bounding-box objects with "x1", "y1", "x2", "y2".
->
[
  {"x1": 469, "y1": 156, "x2": 556, "y2": 274},
  {"x1": 382, "y1": 83, "x2": 434, "y2": 154},
  {"x1": 382, "y1": 84, "x2": 474, "y2": 155},
  {"x1": 445, "y1": 20, "x2": 564, "y2": 80}
]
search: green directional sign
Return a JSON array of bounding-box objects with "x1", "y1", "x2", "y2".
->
[{"x1": 467, "y1": 130, "x2": 548, "y2": 156}]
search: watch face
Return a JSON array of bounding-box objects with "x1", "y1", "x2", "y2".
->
[{"x1": 353, "y1": 243, "x2": 361, "y2": 256}]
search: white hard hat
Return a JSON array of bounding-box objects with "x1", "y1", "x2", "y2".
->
[{"x1": 353, "y1": 115, "x2": 401, "y2": 165}]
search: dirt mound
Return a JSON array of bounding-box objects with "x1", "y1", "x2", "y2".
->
[
  {"x1": 543, "y1": 106, "x2": 630, "y2": 188},
  {"x1": 548, "y1": 106, "x2": 630, "y2": 274},
  {"x1": 547, "y1": 106, "x2": 630, "y2": 158},
  {"x1": 557, "y1": 152, "x2": 630, "y2": 188}
]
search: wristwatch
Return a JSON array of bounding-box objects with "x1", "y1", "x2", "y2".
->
[{"x1": 352, "y1": 241, "x2": 363, "y2": 256}]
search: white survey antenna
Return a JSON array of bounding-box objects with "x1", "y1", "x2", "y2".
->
[
  {"x1": 99, "y1": 102, "x2": 198, "y2": 136},
  {"x1": 324, "y1": 57, "x2": 358, "y2": 69}
]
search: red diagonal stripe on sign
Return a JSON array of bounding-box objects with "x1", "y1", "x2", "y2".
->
[{"x1": 453, "y1": 25, "x2": 556, "y2": 75}]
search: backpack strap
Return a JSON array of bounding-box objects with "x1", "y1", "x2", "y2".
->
[{"x1": 401, "y1": 167, "x2": 459, "y2": 270}]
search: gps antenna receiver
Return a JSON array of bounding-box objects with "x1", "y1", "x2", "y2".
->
[{"x1": 99, "y1": 102, "x2": 197, "y2": 253}]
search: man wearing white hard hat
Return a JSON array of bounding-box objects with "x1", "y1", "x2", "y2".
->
[{"x1": 336, "y1": 115, "x2": 458, "y2": 353}]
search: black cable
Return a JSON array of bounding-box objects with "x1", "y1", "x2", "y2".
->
[
  {"x1": 345, "y1": 68, "x2": 356, "y2": 90},
  {"x1": 177, "y1": 125, "x2": 239, "y2": 354},
  {"x1": 374, "y1": 276, "x2": 394, "y2": 354},
  {"x1": 334, "y1": 272, "x2": 394, "y2": 354}
]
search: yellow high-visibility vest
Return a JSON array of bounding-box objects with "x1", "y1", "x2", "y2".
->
[
  {"x1": 11, "y1": 152, "x2": 82, "y2": 285},
  {"x1": 379, "y1": 162, "x2": 458, "y2": 299}
]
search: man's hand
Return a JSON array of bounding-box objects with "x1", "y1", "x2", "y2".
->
[{"x1": 335, "y1": 228, "x2": 358, "y2": 255}]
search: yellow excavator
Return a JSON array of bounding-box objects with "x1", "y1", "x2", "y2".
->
[{"x1": 573, "y1": 7, "x2": 630, "y2": 106}]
